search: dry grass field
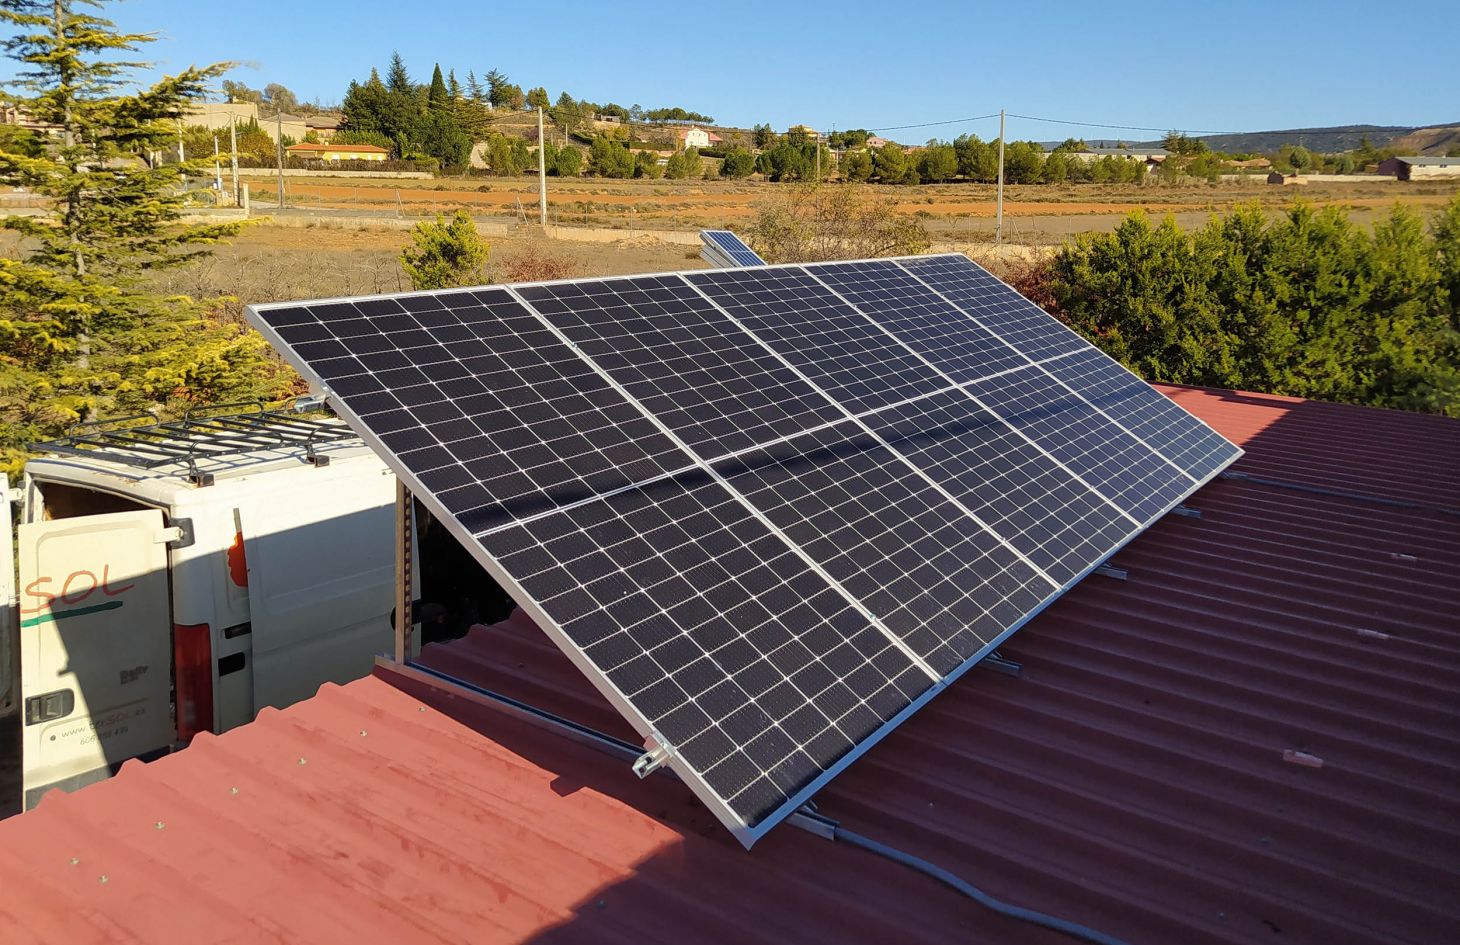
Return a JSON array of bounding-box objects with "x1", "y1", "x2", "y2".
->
[
  {"x1": 150, "y1": 222, "x2": 707, "y2": 308},
  {"x1": 236, "y1": 174, "x2": 1460, "y2": 244}
]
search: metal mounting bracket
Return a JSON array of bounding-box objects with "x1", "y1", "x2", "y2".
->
[
  {"x1": 1095, "y1": 563, "x2": 1128, "y2": 581},
  {"x1": 633, "y1": 740, "x2": 673, "y2": 779},
  {"x1": 1172, "y1": 505, "x2": 1202, "y2": 518},
  {"x1": 978, "y1": 649, "x2": 1023, "y2": 677}
]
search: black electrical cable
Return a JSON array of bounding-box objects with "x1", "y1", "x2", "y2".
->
[{"x1": 833, "y1": 826, "x2": 1134, "y2": 945}]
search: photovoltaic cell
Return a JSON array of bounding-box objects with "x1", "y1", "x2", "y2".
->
[
  {"x1": 479, "y1": 468, "x2": 930, "y2": 826},
  {"x1": 808, "y1": 260, "x2": 1029, "y2": 382},
  {"x1": 516, "y1": 275, "x2": 844, "y2": 460},
  {"x1": 966, "y1": 366, "x2": 1193, "y2": 521},
  {"x1": 899, "y1": 254, "x2": 1090, "y2": 362},
  {"x1": 248, "y1": 252, "x2": 1241, "y2": 848},
  {"x1": 714, "y1": 422, "x2": 1051, "y2": 675},
  {"x1": 1043, "y1": 347, "x2": 1241, "y2": 482},
  {"x1": 868, "y1": 389, "x2": 1137, "y2": 586},
  {"x1": 258, "y1": 287, "x2": 689, "y2": 533},
  {"x1": 687, "y1": 267, "x2": 949, "y2": 414}
]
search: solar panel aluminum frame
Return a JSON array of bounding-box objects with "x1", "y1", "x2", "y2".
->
[{"x1": 245, "y1": 254, "x2": 1240, "y2": 848}]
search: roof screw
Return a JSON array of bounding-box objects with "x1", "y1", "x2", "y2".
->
[
  {"x1": 418, "y1": 706, "x2": 426, "y2": 712},
  {"x1": 155, "y1": 821, "x2": 165, "y2": 830},
  {"x1": 359, "y1": 730, "x2": 368, "y2": 737},
  {"x1": 98, "y1": 875, "x2": 108, "y2": 885},
  {"x1": 298, "y1": 757, "x2": 307, "y2": 765},
  {"x1": 230, "y1": 787, "x2": 239, "y2": 795},
  {"x1": 69, "y1": 857, "x2": 79, "y2": 866}
]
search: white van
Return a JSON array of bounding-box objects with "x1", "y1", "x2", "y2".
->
[{"x1": 1, "y1": 406, "x2": 401, "y2": 809}]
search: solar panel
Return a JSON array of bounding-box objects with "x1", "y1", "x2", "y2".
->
[
  {"x1": 700, "y1": 229, "x2": 767, "y2": 268},
  {"x1": 247, "y1": 252, "x2": 1240, "y2": 847}
]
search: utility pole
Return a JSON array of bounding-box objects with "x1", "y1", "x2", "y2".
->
[
  {"x1": 229, "y1": 113, "x2": 239, "y2": 207},
  {"x1": 995, "y1": 109, "x2": 1005, "y2": 245},
  {"x1": 537, "y1": 106, "x2": 547, "y2": 225},
  {"x1": 213, "y1": 134, "x2": 222, "y2": 195},
  {"x1": 275, "y1": 110, "x2": 285, "y2": 209},
  {"x1": 176, "y1": 118, "x2": 186, "y2": 192}
]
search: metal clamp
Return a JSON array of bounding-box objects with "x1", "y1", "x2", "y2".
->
[{"x1": 633, "y1": 740, "x2": 674, "y2": 779}]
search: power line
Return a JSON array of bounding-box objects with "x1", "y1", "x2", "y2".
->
[
  {"x1": 1006, "y1": 113, "x2": 1240, "y2": 135},
  {"x1": 864, "y1": 114, "x2": 999, "y2": 133}
]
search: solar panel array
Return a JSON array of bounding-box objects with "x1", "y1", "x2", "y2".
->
[
  {"x1": 247, "y1": 253, "x2": 1241, "y2": 847},
  {"x1": 700, "y1": 229, "x2": 767, "y2": 268}
]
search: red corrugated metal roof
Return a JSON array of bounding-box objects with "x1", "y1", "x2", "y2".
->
[{"x1": 1, "y1": 385, "x2": 1456, "y2": 945}]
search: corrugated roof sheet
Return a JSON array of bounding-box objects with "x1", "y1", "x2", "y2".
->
[{"x1": 0, "y1": 384, "x2": 1456, "y2": 945}]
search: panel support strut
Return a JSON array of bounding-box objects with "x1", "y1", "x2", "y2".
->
[{"x1": 977, "y1": 650, "x2": 1022, "y2": 677}]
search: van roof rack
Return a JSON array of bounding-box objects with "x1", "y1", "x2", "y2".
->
[{"x1": 33, "y1": 400, "x2": 360, "y2": 485}]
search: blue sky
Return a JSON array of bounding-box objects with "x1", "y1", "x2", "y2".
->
[{"x1": 80, "y1": 1, "x2": 1460, "y2": 139}]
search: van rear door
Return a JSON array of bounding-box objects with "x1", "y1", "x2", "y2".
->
[
  {"x1": 239, "y1": 481, "x2": 393, "y2": 713},
  {"x1": 18, "y1": 509, "x2": 173, "y2": 808}
]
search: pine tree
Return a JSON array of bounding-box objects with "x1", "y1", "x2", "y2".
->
[
  {"x1": 428, "y1": 64, "x2": 448, "y2": 110},
  {"x1": 387, "y1": 51, "x2": 412, "y2": 94},
  {"x1": 0, "y1": 0, "x2": 290, "y2": 474}
]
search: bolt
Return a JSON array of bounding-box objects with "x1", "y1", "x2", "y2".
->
[
  {"x1": 155, "y1": 821, "x2": 165, "y2": 830},
  {"x1": 298, "y1": 757, "x2": 307, "y2": 765}
]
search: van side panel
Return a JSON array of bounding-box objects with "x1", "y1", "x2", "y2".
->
[{"x1": 239, "y1": 472, "x2": 394, "y2": 713}]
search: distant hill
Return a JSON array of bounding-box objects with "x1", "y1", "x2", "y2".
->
[
  {"x1": 1037, "y1": 123, "x2": 1460, "y2": 155},
  {"x1": 1144, "y1": 123, "x2": 1460, "y2": 155}
]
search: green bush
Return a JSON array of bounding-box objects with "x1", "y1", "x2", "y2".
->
[
  {"x1": 400, "y1": 210, "x2": 489, "y2": 290},
  {"x1": 1039, "y1": 200, "x2": 1460, "y2": 416}
]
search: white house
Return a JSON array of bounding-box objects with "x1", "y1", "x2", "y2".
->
[{"x1": 675, "y1": 126, "x2": 722, "y2": 150}]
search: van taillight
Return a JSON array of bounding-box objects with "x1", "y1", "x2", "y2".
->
[{"x1": 174, "y1": 623, "x2": 213, "y2": 742}]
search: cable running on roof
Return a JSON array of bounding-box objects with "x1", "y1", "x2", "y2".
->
[{"x1": 833, "y1": 827, "x2": 1133, "y2": 945}]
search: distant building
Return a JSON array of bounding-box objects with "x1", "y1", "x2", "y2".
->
[
  {"x1": 865, "y1": 135, "x2": 890, "y2": 149},
  {"x1": 1071, "y1": 146, "x2": 1170, "y2": 172},
  {"x1": 675, "y1": 126, "x2": 722, "y2": 150},
  {"x1": 1, "y1": 102, "x2": 62, "y2": 135},
  {"x1": 285, "y1": 142, "x2": 389, "y2": 163},
  {"x1": 304, "y1": 114, "x2": 344, "y2": 143},
  {"x1": 1377, "y1": 156, "x2": 1460, "y2": 181},
  {"x1": 787, "y1": 124, "x2": 821, "y2": 142},
  {"x1": 1230, "y1": 157, "x2": 1272, "y2": 169}
]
